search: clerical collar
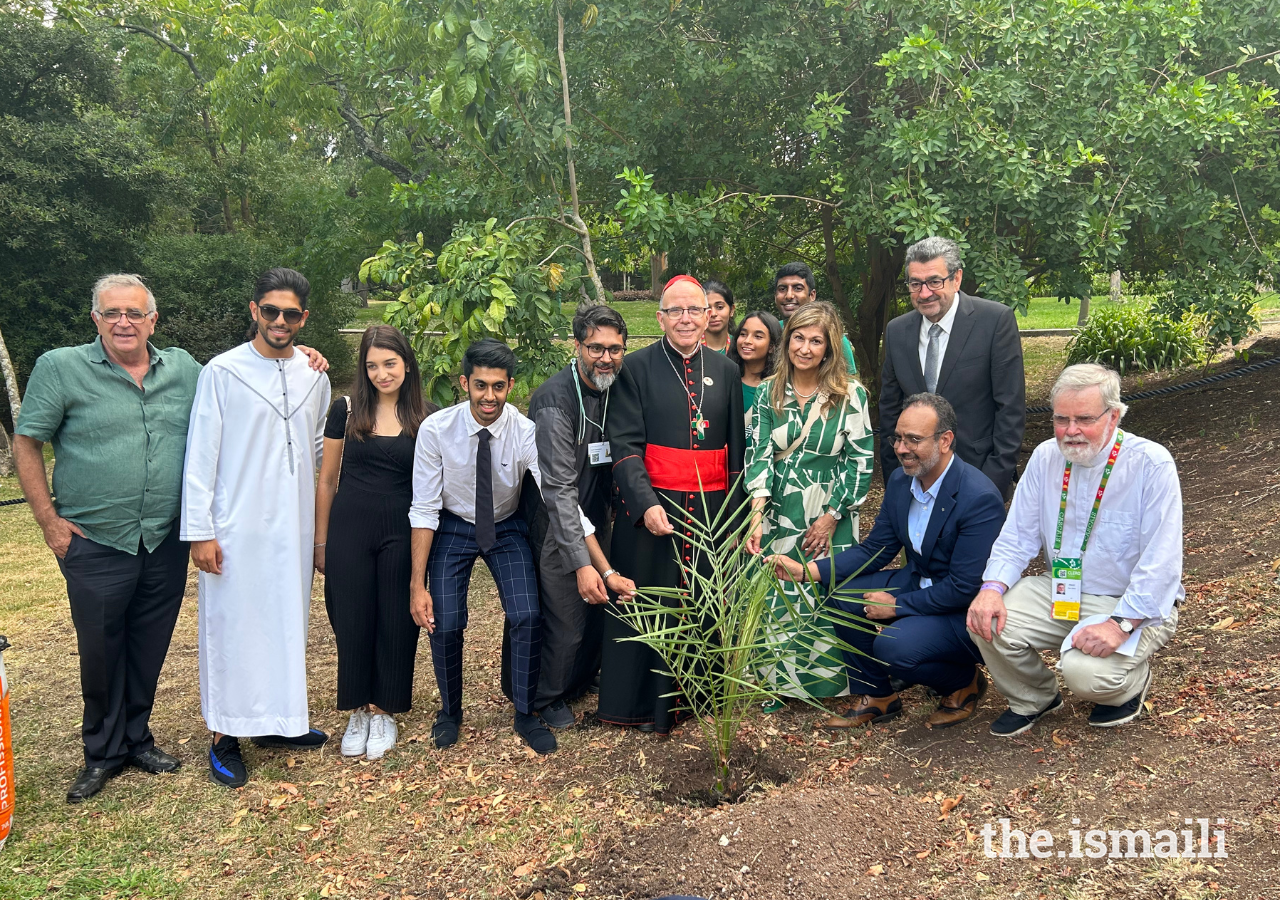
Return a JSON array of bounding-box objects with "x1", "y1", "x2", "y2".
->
[{"x1": 663, "y1": 336, "x2": 701, "y2": 361}]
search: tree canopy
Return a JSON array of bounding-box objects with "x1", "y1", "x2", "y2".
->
[{"x1": 8, "y1": 0, "x2": 1276, "y2": 407}]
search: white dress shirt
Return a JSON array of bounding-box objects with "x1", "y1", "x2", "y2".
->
[
  {"x1": 409, "y1": 401, "x2": 594, "y2": 538},
  {"x1": 983, "y1": 429, "x2": 1184, "y2": 623},
  {"x1": 917, "y1": 296, "x2": 960, "y2": 374},
  {"x1": 906, "y1": 454, "x2": 954, "y2": 589}
]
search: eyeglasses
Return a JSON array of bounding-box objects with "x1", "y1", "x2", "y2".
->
[
  {"x1": 583, "y1": 343, "x2": 625, "y2": 359},
  {"x1": 96, "y1": 309, "x2": 151, "y2": 324},
  {"x1": 904, "y1": 275, "x2": 953, "y2": 294},
  {"x1": 892, "y1": 431, "x2": 943, "y2": 448},
  {"x1": 257, "y1": 304, "x2": 305, "y2": 325},
  {"x1": 658, "y1": 306, "x2": 708, "y2": 320},
  {"x1": 1052, "y1": 412, "x2": 1107, "y2": 428}
]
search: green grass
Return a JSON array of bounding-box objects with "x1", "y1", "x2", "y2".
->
[
  {"x1": 580, "y1": 295, "x2": 1126, "y2": 337},
  {"x1": 356, "y1": 290, "x2": 1278, "y2": 336}
]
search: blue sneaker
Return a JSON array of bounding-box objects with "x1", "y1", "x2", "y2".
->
[
  {"x1": 251, "y1": 728, "x2": 329, "y2": 750},
  {"x1": 209, "y1": 736, "x2": 247, "y2": 788}
]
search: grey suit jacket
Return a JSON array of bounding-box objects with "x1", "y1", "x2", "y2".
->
[{"x1": 878, "y1": 291, "x2": 1026, "y2": 497}]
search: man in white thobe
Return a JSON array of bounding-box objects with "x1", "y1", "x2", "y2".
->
[{"x1": 181, "y1": 267, "x2": 331, "y2": 788}]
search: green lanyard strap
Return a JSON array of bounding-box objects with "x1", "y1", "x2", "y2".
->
[{"x1": 1053, "y1": 431, "x2": 1124, "y2": 556}]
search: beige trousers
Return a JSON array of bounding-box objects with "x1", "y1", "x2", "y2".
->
[{"x1": 968, "y1": 575, "x2": 1179, "y2": 715}]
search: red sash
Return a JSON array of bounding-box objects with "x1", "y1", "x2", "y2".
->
[{"x1": 644, "y1": 444, "x2": 728, "y2": 492}]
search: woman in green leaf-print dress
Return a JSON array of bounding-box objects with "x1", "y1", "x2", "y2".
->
[{"x1": 745, "y1": 302, "x2": 874, "y2": 705}]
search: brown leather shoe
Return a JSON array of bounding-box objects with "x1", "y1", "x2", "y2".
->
[
  {"x1": 927, "y1": 670, "x2": 988, "y2": 729},
  {"x1": 823, "y1": 693, "x2": 902, "y2": 729}
]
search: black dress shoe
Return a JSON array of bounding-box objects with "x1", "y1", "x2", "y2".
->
[
  {"x1": 432, "y1": 711, "x2": 461, "y2": 749},
  {"x1": 66, "y1": 765, "x2": 123, "y2": 803},
  {"x1": 127, "y1": 747, "x2": 181, "y2": 774},
  {"x1": 514, "y1": 712, "x2": 557, "y2": 754},
  {"x1": 636, "y1": 722, "x2": 656, "y2": 733}
]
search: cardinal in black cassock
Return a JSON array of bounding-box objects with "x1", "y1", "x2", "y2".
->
[{"x1": 600, "y1": 275, "x2": 746, "y2": 734}]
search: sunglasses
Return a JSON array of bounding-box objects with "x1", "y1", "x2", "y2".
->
[{"x1": 256, "y1": 303, "x2": 305, "y2": 325}]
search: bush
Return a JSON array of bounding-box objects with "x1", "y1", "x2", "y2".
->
[
  {"x1": 1065, "y1": 305, "x2": 1204, "y2": 374},
  {"x1": 140, "y1": 232, "x2": 356, "y2": 378}
]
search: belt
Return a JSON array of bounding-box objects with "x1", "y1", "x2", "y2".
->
[{"x1": 644, "y1": 444, "x2": 728, "y2": 492}]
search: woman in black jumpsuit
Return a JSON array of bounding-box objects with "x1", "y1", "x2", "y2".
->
[{"x1": 315, "y1": 325, "x2": 435, "y2": 759}]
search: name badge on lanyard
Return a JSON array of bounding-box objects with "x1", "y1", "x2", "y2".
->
[
  {"x1": 1050, "y1": 432, "x2": 1124, "y2": 622},
  {"x1": 588, "y1": 441, "x2": 612, "y2": 466}
]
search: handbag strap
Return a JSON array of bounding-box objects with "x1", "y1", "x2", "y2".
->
[{"x1": 773, "y1": 390, "x2": 827, "y2": 463}]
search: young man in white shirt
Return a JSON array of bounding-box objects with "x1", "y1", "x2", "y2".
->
[
  {"x1": 967, "y1": 364, "x2": 1183, "y2": 736},
  {"x1": 409, "y1": 339, "x2": 592, "y2": 754}
]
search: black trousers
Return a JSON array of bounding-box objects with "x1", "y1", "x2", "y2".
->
[
  {"x1": 532, "y1": 527, "x2": 607, "y2": 710},
  {"x1": 57, "y1": 526, "x2": 188, "y2": 769},
  {"x1": 324, "y1": 488, "x2": 419, "y2": 714}
]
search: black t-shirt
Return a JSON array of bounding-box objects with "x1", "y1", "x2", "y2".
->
[{"x1": 324, "y1": 397, "x2": 416, "y2": 496}]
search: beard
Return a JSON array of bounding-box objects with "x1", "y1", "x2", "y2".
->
[
  {"x1": 1057, "y1": 434, "x2": 1106, "y2": 465},
  {"x1": 898, "y1": 444, "x2": 941, "y2": 478},
  {"x1": 592, "y1": 369, "x2": 617, "y2": 391}
]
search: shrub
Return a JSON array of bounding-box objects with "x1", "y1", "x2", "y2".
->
[
  {"x1": 140, "y1": 232, "x2": 356, "y2": 378},
  {"x1": 1066, "y1": 305, "x2": 1204, "y2": 374}
]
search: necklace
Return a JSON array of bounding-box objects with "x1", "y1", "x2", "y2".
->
[
  {"x1": 663, "y1": 339, "x2": 707, "y2": 439},
  {"x1": 791, "y1": 382, "x2": 819, "y2": 400}
]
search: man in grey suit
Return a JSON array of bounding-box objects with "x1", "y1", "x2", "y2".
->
[{"x1": 879, "y1": 237, "x2": 1026, "y2": 498}]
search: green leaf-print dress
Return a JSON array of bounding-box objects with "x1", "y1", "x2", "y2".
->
[{"x1": 745, "y1": 379, "x2": 874, "y2": 698}]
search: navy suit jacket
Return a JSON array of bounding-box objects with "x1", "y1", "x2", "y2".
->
[{"x1": 813, "y1": 455, "x2": 1006, "y2": 617}]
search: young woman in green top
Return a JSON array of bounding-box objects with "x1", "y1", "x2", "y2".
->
[{"x1": 727, "y1": 309, "x2": 782, "y2": 439}]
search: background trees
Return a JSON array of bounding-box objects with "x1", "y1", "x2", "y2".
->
[{"x1": 3, "y1": 0, "x2": 1275, "y2": 418}]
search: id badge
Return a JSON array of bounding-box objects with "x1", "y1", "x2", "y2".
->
[
  {"x1": 1050, "y1": 557, "x2": 1083, "y2": 621},
  {"x1": 588, "y1": 440, "x2": 612, "y2": 466}
]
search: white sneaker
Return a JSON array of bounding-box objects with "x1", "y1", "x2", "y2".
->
[
  {"x1": 365, "y1": 714, "x2": 398, "y2": 760},
  {"x1": 341, "y1": 709, "x2": 371, "y2": 757}
]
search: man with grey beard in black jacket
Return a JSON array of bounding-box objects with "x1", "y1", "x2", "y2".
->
[{"x1": 521, "y1": 304, "x2": 636, "y2": 729}]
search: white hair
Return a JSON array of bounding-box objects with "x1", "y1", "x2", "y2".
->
[
  {"x1": 92, "y1": 273, "x2": 156, "y2": 314},
  {"x1": 1050, "y1": 363, "x2": 1128, "y2": 418}
]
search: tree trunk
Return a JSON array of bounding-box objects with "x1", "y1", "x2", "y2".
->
[
  {"x1": 820, "y1": 205, "x2": 855, "y2": 354},
  {"x1": 0, "y1": 323, "x2": 20, "y2": 476},
  {"x1": 1109, "y1": 269, "x2": 1122, "y2": 304},
  {"x1": 650, "y1": 252, "x2": 666, "y2": 300},
  {"x1": 1076, "y1": 292, "x2": 1091, "y2": 327},
  {"x1": 556, "y1": 6, "x2": 606, "y2": 304},
  {"x1": 854, "y1": 236, "x2": 906, "y2": 406}
]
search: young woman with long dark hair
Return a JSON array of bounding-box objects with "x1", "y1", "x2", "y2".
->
[
  {"x1": 727, "y1": 309, "x2": 782, "y2": 436},
  {"x1": 314, "y1": 325, "x2": 437, "y2": 759}
]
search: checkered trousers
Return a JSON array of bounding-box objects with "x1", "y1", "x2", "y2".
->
[{"x1": 428, "y1": 511, "x2": 541, "y2": 715}]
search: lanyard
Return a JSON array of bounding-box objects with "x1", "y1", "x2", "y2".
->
[
  {"x1": 1053, "y1": 431, "x2": 1124, "y2": 556},
  {"x1": 572, "y1": 368, "x2": 608, "y2": 444}
]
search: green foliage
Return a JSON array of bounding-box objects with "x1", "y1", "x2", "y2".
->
[
  {"x1": 1066, "y1": 305, "x2": 1205, "y2": 374},
  {"x1": 135, "y1": 232, "x2": 355, "y2": 377},
  {"x1": 0, "y1": 10, "x2": 167, "y2": 384},
  {"x1": 611, "y1": 486, "x2": 872, "y2": 797},
  {"x1": 1152, "y1": 271, "x2": 1260, "y2": 354},
  {"x1": 365, "y1": 219, "x2": 574, "y2": 406}
]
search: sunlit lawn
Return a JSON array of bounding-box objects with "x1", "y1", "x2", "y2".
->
[{"x1": 345, "y1": 292, "x2": 1280, "y2": 337}]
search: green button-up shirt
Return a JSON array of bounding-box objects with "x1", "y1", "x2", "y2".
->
[{"x1": 15, "y1": 338, "x2": 203, "y2": 554}]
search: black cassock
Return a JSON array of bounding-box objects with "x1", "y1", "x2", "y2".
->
[{"x1": 600, "y1": 338, "x2": 746, "y2": 733}]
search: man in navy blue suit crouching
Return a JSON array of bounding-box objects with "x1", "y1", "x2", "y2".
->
[{"x1": 772, "y1": 393, "x2": 1005, "y2": 729}]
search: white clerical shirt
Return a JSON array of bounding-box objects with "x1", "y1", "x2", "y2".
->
[
  {"x1": 409, "y1": 401, "x2": 593, "y2": 537},
  {"x1": 917, "y1": 294, "x2": 960, "y2": 374},
  {"x1": 982, "y1": 429, "x2": 1184, "y2": 623}
]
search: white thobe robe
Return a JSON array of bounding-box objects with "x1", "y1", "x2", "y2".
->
[{"x1": 181, "y1": 342, "x2": 331, "y2": 737}]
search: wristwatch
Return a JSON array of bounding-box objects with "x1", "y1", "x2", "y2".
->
[
  {"x1": 601, "y1": 568, "x2": 618, "y2": 580},
  {"x1": 1109, "y1": 615, "x2": 1135, "y2": 634}
]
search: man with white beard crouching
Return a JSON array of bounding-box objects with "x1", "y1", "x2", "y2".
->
[{"x1": 967, "y1": 364, "x2": 1183, "y2": 736}]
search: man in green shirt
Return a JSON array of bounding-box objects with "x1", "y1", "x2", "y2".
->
[
  {"x1": 13, "y1": 273, "x2": 326, "y2": 803},
  {"x1": 773, "y1": 261, "x2": 858, "y2": 375}
]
